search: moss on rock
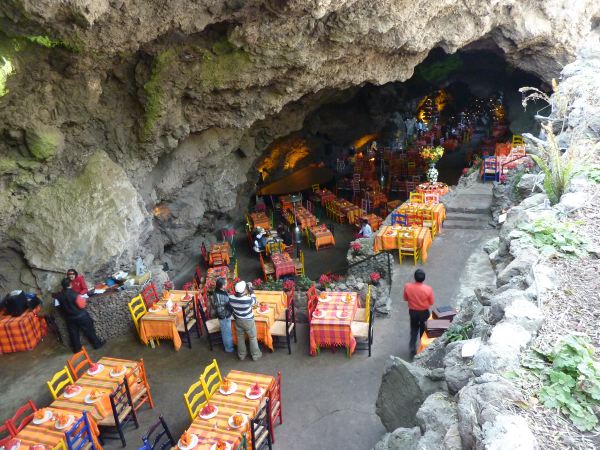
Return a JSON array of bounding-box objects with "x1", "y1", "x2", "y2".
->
[
  {"x1": 199, "y1": 47, "x2": 251, "y2": 90},
  {"x1": 0, "y1": 156, "x2": 18, "y2": 174},
  {"x1": 25, "y1": 125, "x2": 64, "y2": 161},
  {"x1": 141, "y1": 48, "x2": 177, "y2": 140}
]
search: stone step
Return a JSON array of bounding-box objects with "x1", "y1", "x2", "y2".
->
[
  {"x1": 444, "y1": 211, "x2": 490, "y2": 221},
  {"x1": 443, "y1": 219, "x2": 493, "y2": 230},
  {"x1": 445, "y1": 206, "x2": 491, "y2": 215}
]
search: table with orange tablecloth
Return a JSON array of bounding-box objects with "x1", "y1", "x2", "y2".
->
[
  {"x1": 332, "y1": 199, "x2": 363, "y2": 223},
  {"x1": 270, "y1": 252, "x2": 296, "y2": 280},
  {"x1": 294, "y1": 206, "x2": 317, "y2": 230},
  {"x1": 14, "y1": 406, "x2": 103, "y2": 450},
  {"x1": 249, "y1": 212, "x2": 271, "y2": 230},
  {"x1": 309, "y1": 224, "x2": 336, "y2": 250},
  {"x1": 0, "y1": 309, "x2": 47, "y2": 354},
  {"x1": 314, "y1": 188, "x2": 336, "y2": 205},
  {"x1": 369, "y1": 192, "x2": 387, "y2": 209},
  {"x1": 416, "y1": 182, "x2": 449, "y2": 197},
  {"x1": 309, "y1": 292, "x2": 359, "y2": 356},
  {"x1": 373, "y1": 225, "x2": 433, "y2": 263},
  {"x1": 208, "y1": 242, "x2": 231, "y2": 266},
  {"x1": 398, "y1": 202, "x2": 446, "y2": 231},
  {"x1": 231, "y1": 292, "x2": 279, "y2": 350},
  {"x1": 174, "y1": 370, "x2": 274, "y2": 450},
  {"x1": 360, "y1": 214, "x2": 382, "y2": 232},
  {"x1": 494, "y1": 142, "x2": 512, "y2": 157},
  {"x1": 138, "y1": 290, "x2": 197, "y2": 351}
]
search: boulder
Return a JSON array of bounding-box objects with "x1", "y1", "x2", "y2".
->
[
  {"x1": 483, "y1": 237, "x2": 500, "y2": 254},
  {"x1": 516, "y1": 174, "x2": 544, "y2": 196},
  {"x1": 25, "y1": 124, "x2": 64, "y2": 161},
  {"x1": 416, "y1": 392, "x2": 458, "y2": 437},
  {"x1": 558, "y1": 191, "x2": 588, "y2": 212},
  {"x1": 486, "y1": 289, "x2": 530, "y2": 325},
  {"x1": 503, "y1": 298, "x2": 544, "y2": 333},
  {"x1": 482, "y1": 414, "x2": 537, "y2": 449},
  {"x1": 497, "y1": 251, "x2": 539, "y2": 286},
  {"x1": 443, "y1": 341, "x2": 474, "y2": 394},
  {"x1": 519, "y1": 192, "x2": 548, "y2": 210},
  {"x1": 489, "y1": 322, "x2": 532, "y2": 350},
  {"x1": 376, "y1": 357, "x2": 447, "y2": 431},
  {"x1": 12, "y1": 151, "x2": 151, "y2": 278},
  {"x1": 472, "y1": 343, "x2": 520, "y2": 376},
  {"x1": 372, "y1": 427, "x2": 421, "y2": 450}
]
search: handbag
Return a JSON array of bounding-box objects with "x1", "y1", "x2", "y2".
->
[{"x1": 75, "y1": 295, "x2": 87, "y2": 309}]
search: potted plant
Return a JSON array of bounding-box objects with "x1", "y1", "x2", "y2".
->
[
  {"x1": 370, "y1": 272, "x2": 381, "y2": 286},
  {"x1": 283, "y1": 279, "x2": 295, "y2": 292},
  {"x1": 318, "y1": 274, "x2": 332, "y2": 290},
  {"x1": 251, "y1": 278, "x2": 264, "y2": 289},
  {"x1": 419, "y1": 146, "x2": 444, "y2": 183},
  {"x1": 350, "y1": 241, "x2": 362, "y2": 257}
]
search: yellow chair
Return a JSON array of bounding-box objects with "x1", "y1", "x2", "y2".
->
[
  {"x1": 47, "y1": 366, "x2": 74, "y2": 400},
  {"x1": 355, "y1": 285, "x2": 371, "y2": 323},
  {"x1": 128, "y1": 295, "x2": 157, "y2": 347},
  {"x1": 200, "y1": 359, "x2": 222, "y2": 398},
  {"x1": 398, "y1": 231, "x2": 421, "y2": 266},
  {"x1": 311, "y1": 184, "x2": 320, "y2": 192},
  {"x1": 52, "y1": 441, "x2": 67, "y2": 450},
  {"x1": 422, "y1": 208, "x2": 438, "y2": 239},
  {"x1": 295, "y1": 250, "x2": 305, "y2": 276},
  {"x1": 183, "y1": 378, "x2": 208, "y2": 420},
  {"x1": 512, "y1": 135, "x2": 524, "y2": 147},
  {"x1": 409, "y1": 192, "x2": 424, "y2": 204},
  {"x1": 233, "y1": 259, "x2": 238, "y2": 278}
]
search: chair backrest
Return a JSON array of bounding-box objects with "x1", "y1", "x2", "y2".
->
[
  {"x1": 259, "y1": 252, "x2": 267, "y2": 275},
  {"x1": 311, "y1": 184, "x2": 320, "y2": 191},
  {"x1": 0, "y1": 423, "x2": 14, "y2": 448},
  {"x1": 65, "y1": 411, "x2": 95, "y2": 450},
  {"x1": 251, "y1": 398, "x2": 271, "y2": 450},
  {"x1": 211, "y1": 253, "x2": 224, "y2": 267},
  {"x1": 128, "y1": 295, "x2": 147, "y2": 331},
  {"x1": 200, "y1": 242, "x2": 208, "y2": 265},
  {"x1": 512, "y1": 135, "x2": 524, "y2": 147},
  {"x1": 365, "y1": 285, "x2": 372, "y2": 324},
  {"x1": 200, "y1": 359, "x2": 222, "y2": 398},
  {"x1": 268, "y1": 371, "x2": 281, "y2": 418},
  {"x1": 197, "y1": 292, "x2": 211, "y2": 321},
  {"x1": 391, "y1": 212, "x2": 407, "y2": 226},
  {"x1": 6, "y1": 400, "x2": 37, "y2": 434},
  {"x1": 405, "y1": 181, "x2": 416, "y2": 192},
  {"x1": 406, "y1": 207, "x2": 423, "y2": 226},
  {"x1": 409, "y1": 192, "x2": 424, "y2": 203},
  {"x1": 141, "y1": 283, "x2": 159, "y2": 308},
  {"x1": 142, "y1": 415, "x2": 176, "y2": 450},
  {"x1": 182, "y1": 299, "x2": 196, "y2": 333},
  {"x1": 306, "y1": 199, "x2": 313, "y2": 213},
  {"x1": 109, "y1": 379, "x2": 136, "y2": 428},
  {"x1": 67, "y1": 346, "x2": 93, "y2": 380},
  {"x1": 424, "y1": 193, "x2": 440, "y2": 204},
  {"x1": 398, "y1": 231, "x2": 417, "y2": 250},
  {"x1": 183, "y1": 379, "x2": 208, "y2": 420},
  {"x1": 47, "y1": 366, "x2": 75, "y2": 400},
  {"x1": 307, "y1": 296, "x2": 319, "y2": 322},
  {"x1": 483, "y1": 156, "x2": 497, "y2": 169},
  {"x1": 360, "y1": 198, "x2": 370, "y2": 213},
  {"x1": 306, "y1": 283, "x2": 316, "y2": 301}
]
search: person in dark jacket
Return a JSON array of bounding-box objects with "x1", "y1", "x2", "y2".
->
[
  {"x1": 2, "y1": 290, "x2": 42, "y2": 317},
  {"x1": 54, "y1": 278, "x2": 104, "y2": 353},
  {"x1": 211, "y1": 277, "x2": 234, "y2": 353}
]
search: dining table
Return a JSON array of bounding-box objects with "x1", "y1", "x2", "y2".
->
[
  {"x1": 373, "y1": 225, "x2": 433, "y2": 263},
  {"x1": 309, "y1": 291, "x2": 359, "y2": 356},
  {"x1": 270, "y1": 252, "x2": 296, "y2": 280},
  {"x1": 294, "y1": 206, "x2": 317, "y2": 230},
  {"x1": 208, "y1": 242, "x2": 231, "y2": 266},
  {"x1": 173, "y1": 370, "x2": 275, "y2": 450},
  {"x1": 397, "y1": 202, "x2": 446, "y2": 231},
  {"x1": 360, "y1": 213, "x2": 383, "y2": 232},
  {"x1": 309, "y1": 224, "x2": 335, "y2": 250},
  {"x1": 0, "y1": 308, "x2": 47, "y2": 354},
  {"x1": 416, "y1": 182, "x2": 449, "y2": 196},
  {"x1": 231, "y1": 291, "x2": 286, "y2": 351},
  {"x1": 249, "y1": 212, "x2": 271, "y2": 230},
  {"x1": 138, "y1": 290, "x2": 198, "y2": 351}
]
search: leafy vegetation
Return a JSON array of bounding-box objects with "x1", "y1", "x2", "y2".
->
[
  {"x1": 518, "y1": 218, "x2": 589, "y2": 258},
  {"x1": 295, "y1": 275, "x2": 314, "y2": 291},
  {"x1": 141, "y1": 49, "x2": 177, "y2": 140},
  {"x1": 445, "y1": 322, "x2": 473, "y2": 343},
  {"x1": 523, "y1": 335, "x2": 600, "y2": 431},
  {"x1": 577, "y1": 165, "x2": 600, "y2": 184}
]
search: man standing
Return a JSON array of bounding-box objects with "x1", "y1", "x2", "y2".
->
[
  {"x1": 211, "y1": 277, "x2": 234, "y2": 353},
  {"x1": 55, "y1": 278, "x2": 104, "y2": 353},
  {"x1": 403, "y1": 269, "x2": 434, "y2": 356},
  {"x1": 228, "y1": 281, "x2": 262, "y2": 361}
]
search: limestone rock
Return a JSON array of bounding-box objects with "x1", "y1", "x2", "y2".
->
[
  {"x1": 443, "y1": 341, "x2": 474, "y2": 394},
  {"x1": 483, "y1": 237, "x2": 500, "y2": 254},
  {"x1": 519, "y1": 192, "x2": 548, "y2": 210},
  {"x1": 25, "y1": 125, "x2": 64, "y2": 161},
  {"x1": 503, "y1": 298, "x2": 544, "y2": 333},
  {"x1": 13, "y1": 151, "x2": 151, "y2": 277},
  {"x1": 497, "y1": 251, "x2": 539, "y2": 286},
  {"x1": 482, "y1": 414, "x2": 537, "y2": 449},
  {"x1": 416, "y1": 392, "x2": 458, "y2": 438},
  {"x1": 487, "y1": 289, "x2": 531, "y2": 325},
  {"x1": 516, "y1": 174, "x2": 544, "y2": 196},
  {"x1": 472, "y1": 343, "x2": 520, "y2": 376},
  {"x1": 558, "y1": 191, "x2": 588, "y2": 212},
  {"x1": 372, "y1": 427, "x2": 421, "y2": 450},
  {"x1": 376, "y1": 357, "x2": 447, "y2": 431}
]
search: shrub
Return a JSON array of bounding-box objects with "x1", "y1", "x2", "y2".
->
[
  {"x1": 518, "y1": 218, "x2": 590, "y2": 258},
  {"x1": 295, "y1": 275, "x2": 314, "y2": 291},
  {"x1": 445, "y1": 322, "x2": 473, "y2": 343},
  {"x1": 318, "y1": 274, "x2": 332, "y2": 289}
]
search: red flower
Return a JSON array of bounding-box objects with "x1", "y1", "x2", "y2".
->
[
  {"x1": 182, "y1": 281, "x2": 193, "y2": 291},
  {"x1": 163, "y1": 280, "x2": 174, "y2": 290},
  {"x1": 462, "y1": 168, "x2": 468, "y2": 175},
  {"x1": 251, "y1": 278, "x2": 264, "y2": 288},
  {"x1": 370, "y1": 272, "x2": 381, "y2": 282},
  {"x1": 350, "y1": 242, "x2": 362, "y2": 251},
  {"x1": 318, "y1": 274, "x2": 332, "y2": 286},
  {"x1": 283, "y1": 279, "x2": 295, "y2": 291}
]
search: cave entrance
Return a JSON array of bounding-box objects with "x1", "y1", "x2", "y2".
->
[{"x1": 257, "y1": 48, "x2": 544, "y2": 194}]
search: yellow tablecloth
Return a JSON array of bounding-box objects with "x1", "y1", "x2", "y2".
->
[
  {"x1": 374, "y1": 226, "x2": 433, "y2": 263},
  {"x1": 397, "y1": 202, "x2": 446, "y2": 231}
]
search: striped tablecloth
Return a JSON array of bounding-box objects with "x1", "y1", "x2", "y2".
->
[
  {"x1": 416, "y1": 182, "x2": 449, "y2": 196},
  {"x1": 249, "y1": 212, "x2": 271, "y2": 230},
  {"x1": 294, "y1": 206, "x2": 317, "y2": 230},
  {"x1": 314, "y1": 189, "x2": 336, "y2": 205},
  {"x1": 309, "y1": 225, "x2": 335, "y2": 250},
  {"x1": 0, "y1": 309, "x2": 47, "y2": 354},
  {"x1": 270, "y1": 253, "x2": 296, "y2": 280},
  {"x1": 174, "y1": 370, "x2": 274, "y2": 449},
  {"x1": 209, "y1": 242, "x2": 231, "y2": 266},
  {"x1": 361, "y1": 213, "x2": 383, "y2": 232},
  {"x1": 373, "y1": 226, "x2": 433, "y2": 263},
  {"x1": 309, "y1": 292, "x2": 358, "y2": 356}
]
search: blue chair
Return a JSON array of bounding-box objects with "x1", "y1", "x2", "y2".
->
[
  {"x1": 391, "y1": 212, "x2": 408, "y2": 226},
  {"x1": 482, "y1": 156, "x2": 498, "y2": 182},
  {"x1": 65, "y1": 411, "x2": 97, "y2": 450},
  {"x1": 141, "y1": 415, "x2": 176, "y2": 450}
]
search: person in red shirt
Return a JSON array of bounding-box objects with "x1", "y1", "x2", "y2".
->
[
  {"x1": 66, "y1": 269, "x2": 88, "y2": 295},
  {"x1": 403, "y1": 269, "x2": 434, "y2": 356}
]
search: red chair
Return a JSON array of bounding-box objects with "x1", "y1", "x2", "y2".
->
[
  {"x1": 306, "y1": 283, "x2": 317, "y2": 302},
  {"x1": 268, "y1": 371, "x2": 283, "y2": 443},
  {"x1": 67, "y1": 346, "x2": 93, "y2": 380},
  {"x1": 141, "y1": 282, "x2": 159, "y2": 308},
  {"x1": 0, "y1": 423, "x2": 14, "y2": 448},
  {"x1": 6, "y1": 400, "x2": 38, "y2": 434},
  {"x1": 307, "y1": 296, "x2": 319, "y2": 324}
]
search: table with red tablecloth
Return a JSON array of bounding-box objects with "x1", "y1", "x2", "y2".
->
[
  {"x1": 309, "y1": 292, "x2": 359, "y2": 356},
  {"x1": 416, "y1": 182, "x2": 449, "y2": 197},
  {"x1": 309, "y1": 224, "x2": 336, "y2": 250},
  {"x1": 294, "y1": 206, "x2": 317, "y2": 230},
  {"x1": 208, "y1": 242, "x2": 231, "y2": 266},
  {"x1": 249, "y1": 212, "x2": 271, "y2": 230},
  {"x1": 270, "y1": 253, "x2": 296, "y2": 279},
  {"x1": 0, "y1": 308, "x2": 47, "y2": 354},
  {"x1": 313, "y1": 189, "x2": 336, "y2": 205}
]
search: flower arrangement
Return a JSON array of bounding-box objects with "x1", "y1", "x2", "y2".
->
[
  {"x1": 283, "y1": 279, "x2": 295, "y2": 291},
  {"x1": 318, "y1": 274, "x2": 332, "y2": 289},
  {"x1": 182, "y1": 281, "x2": 193, "y2": 291},
  {"x1": 331, "y1": 274, "x2": 345, "y2": 282},
  {"x1": 350, "y1": 241, "x2": 362, "y2": 256},
  {"x1": 251, "y1": 278, "x2": 264, "y2": 288},
  {"x1": 163, "y1": 280, "x2": 174, "y2": 290},
  {"x1": 419, "y1": 146, "x2": 444, "y2": 164},
  {"x1": 370, "y1": 272, "x2": 381, "y2": 284}
]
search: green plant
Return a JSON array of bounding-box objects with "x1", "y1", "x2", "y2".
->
[
  {"x1": 578, "y1": 165, "x2": 600, "y2": 184},
  {"x1": 445, "y1": 322, "x2": 473, "y2": 343},
  {"x1": 142, "y1": 49, "x2": 177, "y2": 140},
  {"x1": 262, "y1": 279, "x2": 284, "y2": 291},
  {"x1": 518, "y1": 218, "x2": 589, "y2": 258},
  {"x1": 295, "y1": 275, "x2": 314, "y2": 291},
  {"x1": 526, "y1": 335, "x2": 600, "y2": 431}
]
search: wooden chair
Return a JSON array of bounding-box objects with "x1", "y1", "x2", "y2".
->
[
  {"x1": 98, "y1": 379, "x2": 139, "y2": 447},
  {"x1": 196, "y1": 296, "x2": 222, "y2": 351},
  {"x1": 482, "y1": 156, "x2": 498, "y2": 182},
  {"x1": 306, "y1": 296, "x2": 319, "y2": 324},
  {"x1": 126, "y1": 359, "x2": 155, "y2": 413},
  {"x1": 209, "y1": 252, "x2": 225, "y2": 268},
  {"x1": 140, "y1": 282, "x2": 159, "y2": 308},
  {"x1": 250, "y1": 398, "x2": 272, "y2": 450},
  {"x1": 128, "y1": 295, "x2": 156, "y2": 347},
  {"x1": 512, "y1": 135, "x2": 524, "y2": 147},
  {"x1": 177, "y1": 299, "x2": 201, "y2": 349},
  {"x1": 409, "y1": 192, "x2": 424, "y2": 203},
  {"x1": 306, "y1": 199, "x2": 313, "y2": 213},
  {"x1": 259, "y1": 253, "x2": 275, "y2": 281},
  {"x1": 141, "y1": 415, "x2": 176, "y2": 450},
  {"x1": 306, "y1": 283, "x2": 317, "y2": 302},
  {"x1": 271, "y1": 296, "x2": 296, "y2": 354},
  {"x1": 267, "y1": 372, "x2": 282, "y2": 443},
  {"x1": 390, "y1": 211, "x2": 407, "y2": 226},
  {"x1": 6, "y1": 400, "x2": 38, "y2": 434},
  {"x1": 0, "y1": 423, "x2": 14, "y2": 449},
  {"x1": 294, "y1": 250, "x2": 305, "y2": 277},
  {"x1": 52, "y1": 442, "x2": 67, "y2": 450},
  {"x1": 355, "y1": 285, "x2": 371, "y2": 323},
  {"x1": 200, "y1": 359, "x2": 222, "y2": 398},
  {"x1": 424, "y1": 192, "x2": 440, "y2": 204},
  {"x1": 47, "y1": 366, "x2": 75, "y2": 400},
  {"x1": 360, "y1": 197, "x2": 371, "y2": 214},
  {"x1": 277, "y1": 285, "x2": 295, "y2": 320},
  {"x1": 352, "y1": 302, "x2": 375, "y2": 357},
  {"x1": 406, "y1": 207, "x2": 424, "y2": 227},
  {"x1": 233, "y1": 258, "x2": 238, "y2": 278},
  {"x1": 311, "y1": 184, "x2": 320, "y2": 192},
  {"x1": 266, "y1": 241, "x2": 284, "y2": 255},
  {"x1": 397, "y1": 231, "x2": 421, "y2": 265},
  {"x1": 67, "y1": 346, "x2": 93, "y2": 380},
  {"x1": 422, "y1": 208, "x2": 438, "y2": 238},
  {"x1": 65, "y1": 411, "x2": 97, "y2": 450},
  {"x1": 183, "y1": 379, "x2": 208, "y2": 420}
]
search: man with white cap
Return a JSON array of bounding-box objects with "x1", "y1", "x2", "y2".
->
[{"x1": 228, "y1": 280, "x2": 262, "y2": 361}]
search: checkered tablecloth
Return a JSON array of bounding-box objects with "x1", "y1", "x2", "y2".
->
[
  {"x1": 209, "y1": 242, "x2": 231, "y2": 265},
  {"x1": 249, "y1": 212, "x2": 271, "y2": 230},
  {"x1": 270, "y1": 253, "x2": 296, "y2": 280},
  {"x1": 309, "y1": 292, "x2": 358, "y2": 356},
  {"x1": 295, "y1": 206, "x2": 317, "y2": 230},
  {"x1": 310, "y1": 225, "x2": 336, "y2": 250},
  {"x1": 0, "y1": 309, "x2": 47, "y2": 354}
]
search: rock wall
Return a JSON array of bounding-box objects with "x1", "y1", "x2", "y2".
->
[{"x1": 1, "y1": 1, "x2": 599, "y2": 292}]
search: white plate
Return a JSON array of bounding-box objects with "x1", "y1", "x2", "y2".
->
[
  {"x1": 341, "y1": 296, "x2": 354, "y2": 303},
  {"x1": 198, "y1": 405, "x2": 218, "y2": 420},
  {"x1": 317, "y1": 296, "x2": 331, "y2": 303},
  {"x1": 7, "y1": 439, "x2": 21, "y2": 450},
  {"x1": 336, "y1": 311, "x2": 350, "y2": 320},
  {"x1": 228, "y1": 414, "x2": 248, "y2": 429},
  {"x1": 84, "y1": 393, "x2": 103, "y2": 404},
  {"x1": 55, "y1": 415, "x2": 75, "y2": 430},
  {"x1": 63, "y1": 386, "x2": 82, "y2": 398},
  {"x1": 109, "y1": 368, "x2": 127, "y2": 378},
  {"x1": 210, "y1": 442, "x2": 232, "y2": 450},
  {"x1": 245, "y1": 387, "x2": 264, "y2": 400},
  {"x1": 219, "y1": 381, "x2": 237, "y2": 395},
  {"x1": 312, "y1": 311, "x2": 326, "y2": 319},
  {"x1": 32, "y1": 410, "x2": 53, "y2": 425},
  {"x1": 257, "y1": 307, "x2": 270, "y2": 315},
  {"x1": 86, "y1": 364, "x2": 104, "y2": 376},
  {"x1": 177, "y1": 434, "x2": 198, "y2": 450},
  {"x1": 168, "y1": 307, "x2": 181, "y2": 315},
  {"x1": 149, "y1": 305, "x2": 163, "y2": 313}
]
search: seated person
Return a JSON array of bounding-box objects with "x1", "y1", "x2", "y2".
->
[
  {"x1": 277, "y1": 224, "x2": 293, "y2": 246},
  {"x1": 355, "y1": 219, "x2": 373, "y2": 239},
  {"x1": 1, "y1": 290, "x2": 42, "y2": 317},
  {"x1": 253, "y1": 229, "x2": 267, "y2": 253},
  {"x1": 66, "y1": 269, "x2": 88, "y2": 295}
]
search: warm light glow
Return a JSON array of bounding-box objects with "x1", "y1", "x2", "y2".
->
[
  {"x1": 257, "y1": 136, "x2": 310, "y2": 178},
  {"x1": 153, "y1": 204, "x2": 170, "y2": 219},
  {"x1": 353, "y1": 134, "x2": 379, "y2": 150}
]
